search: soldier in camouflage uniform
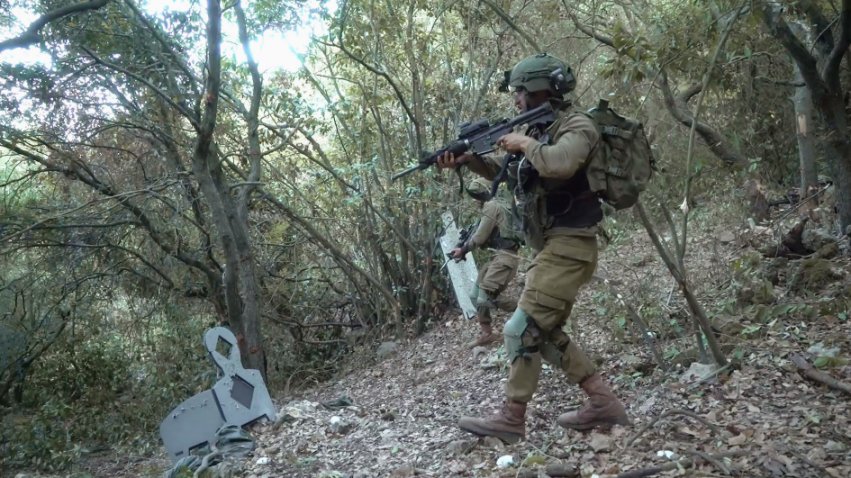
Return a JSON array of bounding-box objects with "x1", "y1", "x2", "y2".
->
[
  {"x1": 438, "y1": 53, "x2": 629, "y2": 443},
  {"x1": 451, "y1": 178, "x2": 521, "y2": 347}
]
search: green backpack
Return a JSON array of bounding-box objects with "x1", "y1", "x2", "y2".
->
[
  {"x1": 495, "y1": 196, "x2": 524, "y2": 245},
  {"x1": 583, "y1": 99, "x2": 655, "y2": 209}
]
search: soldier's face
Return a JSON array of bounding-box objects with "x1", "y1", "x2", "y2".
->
[{"x1": 514, "y1": 89, "x2": 548, "y2": 112}]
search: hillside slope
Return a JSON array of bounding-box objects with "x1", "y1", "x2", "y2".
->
[{"x1": 239, "y1": 234, "x2": 851, "y2": 478}]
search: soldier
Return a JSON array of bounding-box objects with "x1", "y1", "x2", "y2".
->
[
  {"x1": 451, "y1": 178, "x2": 522, "y2": 347},
  {"x1": 438, "y1": 53, "x2": 630, "y2": 443}
]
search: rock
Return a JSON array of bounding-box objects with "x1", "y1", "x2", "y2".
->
[
  {"x1": 391, "y1": 464, "x2": 416, "y2": 477},
  {"x1": 656, "y1": 450, "x2": 677, "y2": 460},
  {"x1": 717, "y1": 231, "x2": 736, "y2": 244},
  {"x1": 377, "y1": 341, "x2": 399, "y2": 359},
  {"x1": 825, "y1": 440, "x2": 847, "y2": 453},
  {"x1": 496, "y1": 454, "x2": 515, "y2": 468},
  {"x1": 680, "y1": 362, "x2": 717, "y2": 384},
  {"x1": 589, "y1": 432, "x2": 612, "y2": 452},
  {"x1": 446, "y1": 439, "x2": 475, "y2": 456},
  {"x1": 472, "y1": 346, "x2": 489, "y2": 359},
  {"x1": 802, "y1": 227, "x2": 837, "y2": 254},
  {"x1": 329, "y1": 415, "x2": 353, "y2": 434},
  {"x1": 483, "y1": 436, "x2": 505, "y2": 450},
  {"x1": 814, "y1": 241, "x2": 839, "y2": 259},
  {"x1": 255, "y1": 456, "x2": 270, "y2": 465},
  {"x1": 712, "y1": 314, "x2": 745, "y2": 336},
  {"x1": 807, "y1": 342, "x2": 840, "y2": 358}
]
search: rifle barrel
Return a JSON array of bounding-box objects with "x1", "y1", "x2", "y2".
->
[{"x1": 391, "y1": 163, "x2": 425, "y2": 181}]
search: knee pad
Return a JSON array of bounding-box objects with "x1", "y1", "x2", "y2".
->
[
  {"x1": 539, "y1": 327, "x2": 570, "y2": 367},
  {"x1": 469, "y1": 284, "x2": 480, "y2": 304},
  {"x1": 503, "y1": 309, "x2": 542, "y2": 363},
  {"x1": 476, "y1": 289, "x2": 496, "y2": 307}
]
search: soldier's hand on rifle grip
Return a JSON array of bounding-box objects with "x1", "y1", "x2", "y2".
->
[
  {"x1": 497, "y1": 132, "x2": 535, "y2": 154},
  {"x1": 449, "y1": 246, "x2": 467, "y2": 261},
  {"x1": 437, "y1": 151, "x2": 474, "y2": 169}
]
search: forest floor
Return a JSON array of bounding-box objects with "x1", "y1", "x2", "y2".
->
[{"x1": 33, "y1": 210, "x2": 851, "y2": 478}]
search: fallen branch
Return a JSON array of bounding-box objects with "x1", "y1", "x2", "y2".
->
[
  {"x1": 790, "y1": 353, "x2": 851, "y2": 396},
  {"x1": 616, "y1": 450, "x2": 745, "y2": 478},
  {"x1": 625, "y1": 409, "x2": 723, "y2": 449},
  {"x1": 517, "y1": 462, "x2": 578, "y2": 478}
]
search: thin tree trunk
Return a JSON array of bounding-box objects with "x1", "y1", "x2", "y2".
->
[
  {"x1": 635, "y1": 201, "x2": 728, "y2": 366},
  {"x1": 790, "y1": 22, "x2": 820, "y2": 205}
]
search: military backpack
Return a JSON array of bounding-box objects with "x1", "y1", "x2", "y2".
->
[{"x1": 583, "y1": 99, "x2": 655, "y2": 210}]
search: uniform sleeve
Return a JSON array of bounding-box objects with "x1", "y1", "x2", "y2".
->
[
  {"x1": 525, "y1": 114, "x2": 599, "y2": 179},
  {"x1": 466, "y1": 201, "x2": 500, "y2": 250},
  {"x1": 464, "y1": 153, "x2": 503, "y2": 180}
]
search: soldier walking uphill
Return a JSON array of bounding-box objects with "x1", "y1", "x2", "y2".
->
[
  {"x1": 438, "y1": 53, "x2": 630, "y2": 443},
  {"x1": 451, "y1": 178, "x2": 522, "y2": 347}
]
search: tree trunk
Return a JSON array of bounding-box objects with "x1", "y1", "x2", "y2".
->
[
  {"x1": 790, "y1": 22, "x2": 820, "y2": 206},
  {"x1": 634, "y1": 200, "x2": 728, "y2": 367},
  {"x1": 191, "y1": 0, "x2": 265, "y2": 374},
  {"x1": 794, "y1": 67, "x2": 820, "y2": 202},
  {"x1": 759, "y1": 0, "x2": 851, "y2": 234},
  {"x1": 824, "y1": 101, "x2": 851, "y2": 234}
]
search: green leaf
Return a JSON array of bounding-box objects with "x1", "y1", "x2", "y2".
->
[{"x1": 523, "y1": 454, "x2": 547, "y2": 466}]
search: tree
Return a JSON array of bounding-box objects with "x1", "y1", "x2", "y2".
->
[{"x1": 760, "y1": 0, "x2": 851, "y2": 234}]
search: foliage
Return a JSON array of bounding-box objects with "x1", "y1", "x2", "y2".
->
[{"x1": 1, "y1": 0, "x2": 851, "y2": 471}]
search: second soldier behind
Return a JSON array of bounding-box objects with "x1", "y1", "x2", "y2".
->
[{"x1": 451, "y1": 177, "x2": 523, "y2": 347}]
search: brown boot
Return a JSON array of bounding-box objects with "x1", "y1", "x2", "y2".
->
[
  {"x1": 557, "y1": 373, "x2": 630, "y2": 431},
  {"x1": 470, "y1": 322, "x2": 500, "y2": 347},
  {"x1": 458, "y1": 400, "x2": 526, "y2": 443}
]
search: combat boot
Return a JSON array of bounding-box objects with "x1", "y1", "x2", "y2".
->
[
  {"x1": 557, "y1": 373, "x2": 630, "y2": 431},
  {"x1": 458, "y1": 400, "x2": 526, "y2": 443},
  {"x1": 471, "y1": 322, "x2": 500, "y2": 347}
]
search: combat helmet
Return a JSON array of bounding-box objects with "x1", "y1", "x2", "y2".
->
[
  {"x1": 502, "y1": 53, "x2": 576, "y2": 96},
  {"x1": 465, "y1": 177, "x2": 492, "y2": 202}
]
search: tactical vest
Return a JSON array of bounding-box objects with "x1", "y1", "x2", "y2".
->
[{"x1": 513, "y1": 113, "x2": 602, "y2": 250}]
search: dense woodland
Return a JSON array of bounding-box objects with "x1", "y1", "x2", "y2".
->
[{"x1": 1, "y1": 0, "x2": 850, "y2": 476}]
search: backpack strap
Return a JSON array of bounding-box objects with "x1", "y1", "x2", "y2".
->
[{"x1": 600, "y1": 125, "x2": 633, "y2": 139}]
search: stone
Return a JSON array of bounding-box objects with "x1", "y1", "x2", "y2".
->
[
  {"x1": 446, "y1": 439, "x2": 475, "y2": 456},
  {"x1": 589, "y1": 432, "x2": 612, "y2": 452},
  {"x1": 329, "y1": 415, "x2": 353, "y2": 434},
  {"x1": 377, "y1": 341, "x2": 399, "y2": 359},
  {"x1": 680, "y1": 362, "x2": 717, "y2": 384},
  {"x1": 496, "y1": 455, "x2": 515, "y2": 468},
  {"x1": 483, "y1": 436, "x2": 505, "y2": 450},
  {"x1": 712, "y1": 314, "x2": 745, "y2": 336},
  {"x1": 391, "y1": 464, "x2": 416, "y2": 477},
  {"x1": 717, "y1": 231, "x2": 736, "y2": 244}
]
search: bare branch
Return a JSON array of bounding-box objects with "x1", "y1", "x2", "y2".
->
[
  {"x1": 824, "y1": 0, "x2": 851, "y2": 91},
  {"x1": 322, "y1": 39, "x2": 418, "y2": 127},
  {"x1": 479, "y1": 0, "x2": 540, "y2": 52},
  {"x1": 563, "y1": 4, "x2": 614, "y2": 47},
  {"x1": 0, "y1": 0, "x2": 110, "y2": 52},
  {"x1": 80, "y1": 46, "x2": 199, "y2": 127},
  {"x1": 758, "y1": 1, "x2": 827, "y2": 98},
  {"x1": 658, "y1": 73, "x2": 747, "y2": 167}
]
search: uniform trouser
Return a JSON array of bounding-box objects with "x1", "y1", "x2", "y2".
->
[
  {"x1": 504, "y1": 234, "x2": 599, "y2": 403},
  {"x1": 472, "y1": 249, "x2": 520, "y2": 325}
]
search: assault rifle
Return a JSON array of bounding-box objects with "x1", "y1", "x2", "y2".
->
[
  {"x1": 391, "y1": 103, "x2": 556, "y2": 184},
  {"x1": 447, "y1": 224, "x2": 473, "y2": 261}
]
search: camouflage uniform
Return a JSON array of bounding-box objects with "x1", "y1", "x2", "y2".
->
[
  {"x1": 457, "y1": 53, "x2": 629, "y2": 444},
  {"x1": 466, "y1": 109, "x2": 600, "y2": 390},
  {"x1": 463, "y1": 193, "x2": 520, "y2": 340}
]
